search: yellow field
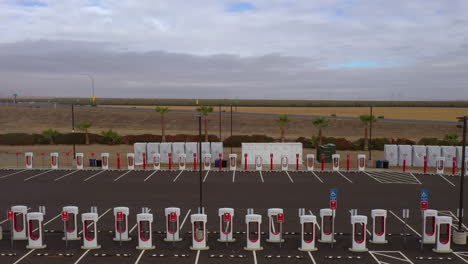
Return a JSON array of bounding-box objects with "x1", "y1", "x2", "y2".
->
[{"x1": 101, "y1": 105, "x2": 467, "y2": 122}]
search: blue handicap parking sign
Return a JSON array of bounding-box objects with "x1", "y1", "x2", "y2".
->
[
  {"x1": 330, "y1": 188, "x2": 337, "y2": 201},
  {"x1": 420, "y1": 189, "x2": 428, "y2": 202}
]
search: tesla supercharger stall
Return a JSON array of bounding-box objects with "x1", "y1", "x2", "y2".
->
[
  {"x1": 370, "y1": 209, "x2": 388, "y2": 244},
  {"x1": 299, "y1": 214, "x2": 318, "y2": 251},
  {"x1": 26, "y1": 212, "x2": 46, "y2": 249},
  {"x1": 218, "y1": 208, "x2": 235, "y2": 242},
  {"x1": 306, "y1": 154, "x2": 315, "y2": 171},
  {"x1": 25, "y1": 152, "x2": 34, "y2": 169},
  {"x1": 11, "y1": 205, "x2": 28, "y2": 240},
  {"x1": 349, "y1": 215, "x2": 368, "y2": 252},
  {"x1": 433, "y1": 216, "x2": 453, "y2": 253},
  {"x1": 203, "y1": 154, "x2": 211, "y2": 171},
  {"x1": 76, "y1": 153, "x2": 84, "y2": 170},
  {"x1": 164, "y1": 207, "x2": 182, "y2": 242},
  {"x1": 153, "y1": 153, "x2": 161, "y2": 170},
  {"x1": 101, "y1": 153, "x2": 109, "y2": 170},
  {"x1": 190, "y1": 214, "x2": 209, "y2": 250},
  {"x1": 281, "y1": 155, "x2": 289, "y2": 171},
  {"x1": 319, "y1": 208, "x2": 335, "y2": 243},
  {"x1": 267, "y1": 208, "x2": 284, "y2": 243},
  {"x1": 255, "y1": 155, "x2": 263, "y2": 171},
  {"x1": 244, "y1": 213, "x2": 263, "y2": 251},
  {"x1": 136, "y1": 213, "x2": 155, "y2": 250},
  {"x1": 178, "y1": 153, "x2": 186, "y2": 170},
  {"x1": 50, "y1": 152, "x2": 59, "y2": 169},
  {"x1": 422, "y1": 209, "x2": 438, "y2": 244},
  {"x1": 332, "y1": 154, "x2": 340, "y2": 171},
  {"x1": 357, "y1": 154, "x2": 366, "y2": 171},
  {"x1": 81, "y1": 212, "x2": 101, "y2": 249},
  {"x1": 436, "y1": 157, "x2": 445, "y2": 174},
  {"x1": 229, "y1": 154, "x2": 237, "y2": 171},
  {"x1": 127, "y1": 153, "x2": 135, "y2": 170},
  {"x1": 113, "y1": 207, "x2": 131, "y2": 242},
  {"x1": 62, "y1": 206, "x2": 80, "y2": 240}
]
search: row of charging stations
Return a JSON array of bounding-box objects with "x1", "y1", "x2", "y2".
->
[
  {"x1": 5, "y1": 205, "x2": 454, "y2": 253},
  {"x1": 22, "y1": 152, "x2": 371, "y2": 172}
]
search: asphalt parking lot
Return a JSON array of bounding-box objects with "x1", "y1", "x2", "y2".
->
[{"x1": 0, "y1": 167, "x2": 467, "y2": 264}]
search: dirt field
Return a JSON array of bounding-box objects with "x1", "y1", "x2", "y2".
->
[
  {"x1": 102, "y1": 105, "x2": 468, "y2": 122},
  {"x1": 0, "y1": 105, "x2": 462, "y2": 143}
]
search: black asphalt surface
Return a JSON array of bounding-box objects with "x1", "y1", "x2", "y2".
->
[{"x1": 0, "y1": 168, "x2": 467, "y2": 264}]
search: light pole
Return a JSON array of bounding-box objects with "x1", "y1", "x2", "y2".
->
[
  {"x1": 369, "y1": 106, "x2": 373, "y2": 162},
  {"x1": 457, "y1": 116, "x2": 467, "y2": 232},
  {"x1": 198, "y1": 115, "x2": 203, "y2": 212},
  {"x1": 230, "y1": 105, "x2": 233, "y2": 154},
  {"x1": 71, "y1": 104, "x2": 76, "y2": 159}
]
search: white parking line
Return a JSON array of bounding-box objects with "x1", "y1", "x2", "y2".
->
[
  {"x1": 172, "y1": 170, "x2": 185, "y2": 182},
  {"x1": 369, "y1": 251, "x2": 414, "y2": 264},
  {"x1": 337, "y1": 171, "x2": 353, "y2": 183},
  {"x1": 311, "y1": 171, "x2": 324, "y2": 183},
  {"x1": 0, "y1": 169, "x2": 26, "y2": 179},
  {"x1": 253, "y1": 250, "x2": 258, "y2": 264},
  {"x1": 23, "y1": 170, "x2": 52, "y2": 181},
  {"x1": 113, "y1": 170, "x2": 132, "y2": 182},
  {"x1": 232, "y1": 170, "x2": 236, "y2": 183},
  {"x1": 53, "y1": 170, "x2": 78, "y2": 181},
  {"x1": 389, "y1": 210, "x2": 421, "y2": 237},
  {"x1": 129, "y1": 209, "x2": 152, "y2": 234},
  {"x1": 453, "y1": 252, "x2": 468, "y2": 264},
  {"x1": 83, "y1": 170, "x2": 105, "y2": 182},
  {"x1": 363, "y1": 171, "x2": 384, "y2": 183},
  {"x1": 134, "y1": 250, "x2": 146, "y2": 264},
  {"x1": 78, "y1": 208, "x2": 111, "y2": 235},
  {"x1": 307, "y1": 251, "x2": 317, "y2": 264},
  {"x1": 439, "y1": 174, "x2": 456, "y2": 187},
  {"x1": 33, "y1": 213, "x2": 61, "y2": 232},
  {"x1": 180, "y1": 209, "x2": 192, "y2": 230},
  {"x1": 143, "y1": 170, "x2": 158, "y2": 182},
  {"x1": 195, "y1": 250, "x2": 201, "y2": 264},
  {"x1": 12, "y1": 249, "x2": 36, "y2": 264},
  {"x1": 73, "y1": 249, "x2": 90, "y2": 264},
  {"x1": 285, "y1": 171, "x2": 294, "y2": 183},
  {"x1": 259, "y1": 171, "x2": 264, "y2": 183},
  {"x1": 202, "y1": 171, "x2": 210, "y2": 182}
]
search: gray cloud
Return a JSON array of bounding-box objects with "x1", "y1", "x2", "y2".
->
[{"x1": 0, "y1": 0, "x2": 468, "y2": 100}]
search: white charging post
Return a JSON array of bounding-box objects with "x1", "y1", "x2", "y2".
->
[
  {"x1": 244, "y1": 210, "x2": 263, "y2": 251},
  {"x1": 25, "y1": 152, "x2": 33, "y2": 169},
  {"x1": 136, "y1": 210, "x2": 155, "y2": 250},
  {"x1": 50, "y1": 152, "x2": 59, "y2": 169},
  {"x1": 164, "y1": 207, "x2": 182, "y2": 243},
  {"x1": 436, "y1": 157, "x2": 445, "y2": 174},
  {"x1": 255, "y1": 155, "x2": 263, "y2": 171},
  {"x1": 229, "y1": 154, "x2": 237, "y2": 171},
  {"x1": 26, "y1": 212, "x2": 46, "y2": 249},
  {"x1": 281, "y1": 155, "x2": 288, "y2": 171},
  {"x1": 349, "y1": 215, "x2": 368, "y2": 252},
  {"x1": 10, "y1": 205, "x2": 28, "y2": 240},
  {"x1": 203, "y1": 154, "x2": 211, "y2": 171},
  {"x1": 178, "y1": 153, "x2": 186, "y2": 170},
  {"x1": 76, "y1": 153, "x2": 84, "y2": 170},
  {"x1": 113, "y1": 207, "x2": 131, "y2": 244},
  {"x1": 370, "y1": 209, "x2": 388, "y2": 244},
  {"x1": 306, "y1": 154, "x2": 315, "y2": 171},
  {"x1": 190, "y1": 213, "x2": 209, "y2": 250},
  {"x1": 332, "y1": 154, "x2": 340, "y2": 171},
  {"x1": 218, "y1": 208, "x2": 235, "y2": 243},
  {"x1": 299, "y1": 212, "x2": 318, "y2": 251},
  {"x1": 267, "y1": 208, "x2": 284, "y2": 244},
  {"x1": 81, "y1": 212, "x2": 101, "y2": 249},
  {"x1": 357, "y1": 154, "x2": 366, "y2": 171},
  {"x1": 101, "y1": 153, "x2": 109, "y2": 169},
  {"x1": 153, "y1": 153, "x2": 161, "y2": 170},
  {"x1": 433, "y1": 216, "x2": 453, "y2": 253},
  {"x1": 127, "y1": 153, "x2": 135, "y2": 170}
]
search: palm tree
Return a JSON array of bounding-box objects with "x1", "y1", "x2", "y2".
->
[
  {"x1": 77, "y1": 121, "x2": 92, "y2": 145},
  {"x1": 42, "y1": 129, "x2": 59, "y2": 144},
  {"x1": 196, "y1": 106, "x2": 214, "y2": 141},
  {"x1": 312, "y1": 117, "x2": 329, "y2": 147},
  {"x1": 359, "y1": 114, "x2": 377, "y2": 151},
  {"x1": 155, "y1": 106, "x2": 170, "y2": 142},
  {"x1": 276, "y1": 114, "x2": 290, "y2": 142}
]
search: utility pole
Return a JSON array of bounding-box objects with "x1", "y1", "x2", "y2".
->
[
  {"x1": 219, "y1": 104, "x2": 222, "y2": 141},
  {"x1": 198, "y1": 115, "x2": 203, "y2": 211}
]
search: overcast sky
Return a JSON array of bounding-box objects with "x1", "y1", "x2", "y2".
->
[{"x1": 1, "y1": 0, "x2": 468, "y2": 100}]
